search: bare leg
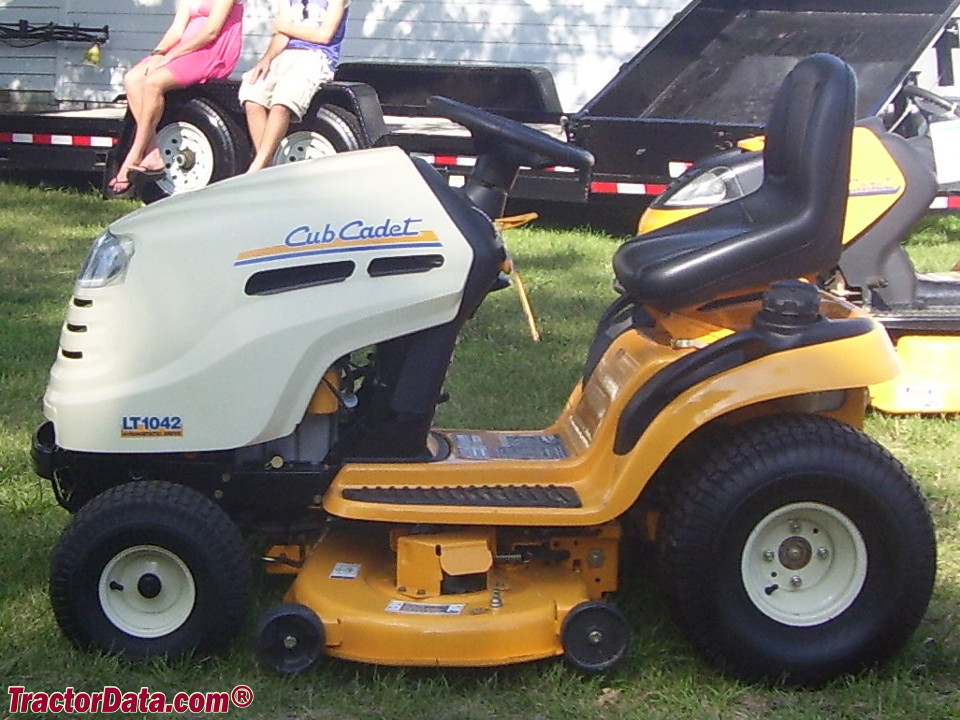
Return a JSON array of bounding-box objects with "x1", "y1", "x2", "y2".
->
[
  {"x1": 244, "y1": 101, "x2": 269, "y2": 155},
  {"x1": 112, "y1": 63, "x2": 180, "y2": 188},
  {"x1": 127, "y1": 67, "x2": 179, "y2": 171},
  {"x1": 111, "y1": 61, "x2": 151, "y2": 188},
  {"x1": 247, "y1": 104, "x2": 293, "y2": 172}
]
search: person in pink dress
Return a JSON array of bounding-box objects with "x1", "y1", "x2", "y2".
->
[{"x1": 110, "y1": 0, "x2": 244, "y2": 193}]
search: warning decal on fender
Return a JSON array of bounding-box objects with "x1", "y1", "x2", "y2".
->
[
  {"x1": 330, "y1": 562, "x2": 361, "y2": 579},
  {"x1": 385, "y1": 600, "x2": 465, "y2": 615}
]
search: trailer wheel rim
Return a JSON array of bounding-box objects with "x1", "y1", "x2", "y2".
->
[
  {"x1": 740, "y1": 501, "x2": 867, "y2": 627},
  {"x1": 98, "y1": 544, "x2": 196, "y2": 638},
  {"x1": 155, "y1": 121, "x2": 215, "y2": 195},
  {"x1": 274, "y1": 131, "x2": 337, "y2": 164}
]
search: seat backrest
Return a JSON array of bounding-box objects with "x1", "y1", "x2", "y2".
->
[
  {"x1": 612, "y1": 53, "x2": 857, "y2": 311},
  {"x1": 762, "y1": 53, "x2": 855, "y2": 233}
]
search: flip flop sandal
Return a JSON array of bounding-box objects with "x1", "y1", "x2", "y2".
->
[{"x1": 127, "y1": 166, "x2": 167, "y2": 185}]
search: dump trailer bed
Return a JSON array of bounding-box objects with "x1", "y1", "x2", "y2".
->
[
  {"x1": 381, "y1": 0, "x2": 960, "y2": 209},
  {"x1": 571, "y1": 0, "x2": 960, "y2": 193}
]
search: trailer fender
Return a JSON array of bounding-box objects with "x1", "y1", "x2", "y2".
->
[
  {"x1": 271, "y1": 83, "x2": 387, "y2": 167},
  {"x1": 310, "y1": 81, "x2": 388, "y2": 147}
]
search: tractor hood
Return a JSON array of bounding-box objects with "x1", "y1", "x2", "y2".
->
[{"x1": 44, "y1": 146, "x2": 477, "y2": 453}]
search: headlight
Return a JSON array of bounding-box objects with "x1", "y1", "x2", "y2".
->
[
  {"x1": 76, "y1": 231, "x2": 135, "y2": 289},
  {"x1": 653, "y1": 156, "x2": 762, "y2": 209}
]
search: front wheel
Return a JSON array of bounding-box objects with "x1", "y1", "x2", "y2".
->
[
  {"x1": 49, "y1": 480, "x2": 252, "y2": 660},
  {"x1": 139, "y1": 96, "x2": 250, "y2": 203},
  {"x1": 657, "y1": 414, "x2": 936, "y2": 685}
]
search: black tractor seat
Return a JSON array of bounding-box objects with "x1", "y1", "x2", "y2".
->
[{"x1": 613, "y1": 53, "x2": 857, "y2": 311}]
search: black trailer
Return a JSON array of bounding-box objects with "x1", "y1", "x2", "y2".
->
[
  {"x1": 4, "y1": 0, "x2": 960, "y2": 211},
  {"x1": 379, "y1": 0, "x2": 960, "y2": 211}
]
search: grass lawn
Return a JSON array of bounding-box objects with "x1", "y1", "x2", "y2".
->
[{"x1": 1, "y1": 178, "x2": 959, "y2": 719}]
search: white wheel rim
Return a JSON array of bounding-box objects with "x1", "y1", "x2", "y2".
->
[
  {"x1": 155, "y1": 121, "x2": 215, "y2": 195},
  {"x1": 274, "y1": 131, "x2": 337, "y2": 164},
  {"x1": 98, "y1": 545, "x2": 196, "y2": 638},
  {"x1": 741, "y1": 501, "x2": 867, "y2": 627}
]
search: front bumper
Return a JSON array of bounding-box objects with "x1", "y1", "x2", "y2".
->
[{"x1": 31, "y1": 421, "x2": 57, "y2": 482}]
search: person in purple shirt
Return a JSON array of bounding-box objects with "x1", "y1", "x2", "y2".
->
[{"x1": 239, "y1": 0, "x2": 349, "y2": 172}]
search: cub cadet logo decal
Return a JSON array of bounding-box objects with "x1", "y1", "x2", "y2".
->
[
  {"x1": 121, "y1": 416, "x2": 184, "y2": 438},
  {"x1": 233, "y1": 217, "x2": 442, "y2": 266},
  {"x1": 849, "y1": 177, "x2": 903, "y2": 197}
]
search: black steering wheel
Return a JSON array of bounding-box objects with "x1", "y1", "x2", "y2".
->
[
  {"x1": 902, "y1": 84, "x2": 960, "y2": 121},
  {"x1": 426, "y1": 96, "x2": 594, "y2": 218},
  {"x1": 427, "y1": 95, "x2": 594, "y2": 170}
]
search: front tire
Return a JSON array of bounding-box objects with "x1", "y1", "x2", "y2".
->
[
  {"x1": 50, "y1": 481, "x2": 252, "y2": 660},
  {"x1": 657, "y1": 414, "x2": 936, "y2": 685},
  {"x1": 140, "y1": 96, "x2": 250, "y2": 203}
]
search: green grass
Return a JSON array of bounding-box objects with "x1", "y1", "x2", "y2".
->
[{"x1": 1, "y1": 180, "x2": 959, "y2": 719}]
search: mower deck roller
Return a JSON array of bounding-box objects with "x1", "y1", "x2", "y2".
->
[{"x1": 259, "y1": 523, "x2": 625, "y2": 671}]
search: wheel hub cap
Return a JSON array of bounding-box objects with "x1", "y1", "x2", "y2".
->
[
  {"x1": 741, "y1": 502, "x2": 867, "y2": 627},
  {"x1": 99, "y1": 545, "x2": 196, "y2": 638},
  {"x1": 174, "y1": 147, "x2": 196, "y2": 172},
  {"x1": 137, "y1": 572, "x2": 163, "y2": 599},
  {"x1": 778, "y1": 536, "x2": 812, "y2": 570},
  {"x1": 155, "y1": 121, "x2": 214, "y2": 195}
]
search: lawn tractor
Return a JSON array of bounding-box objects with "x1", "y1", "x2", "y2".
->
[
  {"x1": 33, "y1": 54, "x2": 936, "y2": 685},
  {"x1": 640, "y1": 83, "x2": 960, "y2": 414}
]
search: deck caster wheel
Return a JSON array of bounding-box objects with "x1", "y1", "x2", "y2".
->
[
  {"x1": 255, "y1": 603, "x2": 325, "y2": 674},
  {"x1": 560, "y1": 601, "x2": 630, "y2": 672}
]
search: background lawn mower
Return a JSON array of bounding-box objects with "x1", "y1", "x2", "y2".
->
[{"x1": 640, "y1": 83, "x2": 960, "y2": 413}]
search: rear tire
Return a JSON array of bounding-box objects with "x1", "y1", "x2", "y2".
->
[
  {"x1": 50, "y1": 480, "x2": 252, "y2": 660},
  {"x1": 139, "y1": 96, "x2": 249, "y2": 203},
  {"x1": 656, "y1": 414, "x2": 936, "y2": 685},
  {"x1": 273, "y1": 105, "x2": 363, "y2": 166}
]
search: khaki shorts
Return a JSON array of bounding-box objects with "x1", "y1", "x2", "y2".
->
[{"x1": 238, "y1": 49, "x2": 334, "y2": 120}]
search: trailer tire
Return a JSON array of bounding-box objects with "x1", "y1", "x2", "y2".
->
[
  {"x1": 139, "y1": 96, "x2": 249, "y2": 203},
  {"x1": 273, "y1": 105, "x2": 364, "y2": 166},
  {"x1": 49, "y1": 480, "x2": 252, "y2": 660},
  {"x1": 656, "y1": 414, "x2": 936, "y2": 685}
]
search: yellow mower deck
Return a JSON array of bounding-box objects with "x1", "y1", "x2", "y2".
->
[
  {"x1": 870, "y1": 334, "x2": 960, "y2": 412},
  {"x1": 278, "y1": 523, "x2": 620, "y2": 666}
]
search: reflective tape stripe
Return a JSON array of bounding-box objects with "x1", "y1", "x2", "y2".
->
[{"x1": 0, "y1": 131, "x2": 115, "y2": 147}]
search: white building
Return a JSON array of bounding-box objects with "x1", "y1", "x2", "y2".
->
[{"x1": 1, "y1": 0, "x2": 690, "y2": 113}]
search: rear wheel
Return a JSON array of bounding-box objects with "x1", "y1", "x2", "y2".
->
[
  {"x1": 50, "y1": 480, "x2": 252, "y2": 659},
  {"x1": 140, "y1": 96, "x2": 249, "y2": 203},
  {"x1": 273, "y1": 105, "x2": 363, "y2": 166},
  {"x1": 656, "y1": 414, "x2": 936, "y2": 685}
]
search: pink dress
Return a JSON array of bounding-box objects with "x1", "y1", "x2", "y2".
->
[{"x1": 164, "y1": 0, "x2": 243, "y2": 87}]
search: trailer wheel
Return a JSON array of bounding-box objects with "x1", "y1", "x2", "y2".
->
[
  {"x1": 49, "y1": 480, "x2": 252, "y2": 660},
  {"x1": 139, "y1": 97, "x2": 249, "y2": 203},
  {"x1": 656, "y1": 414, "x2": 936, "y2": 685},
  {"x1": 273, "y1": 105, "x2": 363, "y2": 166}
]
